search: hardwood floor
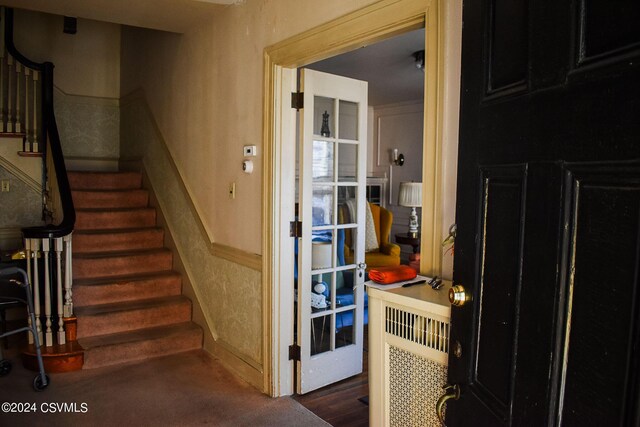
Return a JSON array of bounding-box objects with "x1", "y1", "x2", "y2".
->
[{"x1": 294, "y1": 328, "x2": 369, "y2": 427}]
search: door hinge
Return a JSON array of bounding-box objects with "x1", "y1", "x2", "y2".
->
[
  {"x1": 289, "y1": 344, "x2": 300, "y2": 361},
  {"x1": 289, "y1": 220, "x2": 302, "y2": 238},
  {"x1": 291, "y1": 92, "x2": 304, "y2": 110}
]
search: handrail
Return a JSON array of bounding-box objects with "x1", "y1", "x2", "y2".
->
[{"x1": 3, "y1": 8, "x2": 75, "y2": 238}]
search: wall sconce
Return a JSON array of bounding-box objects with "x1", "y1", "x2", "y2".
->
[
  {"x1": 392, "y1": 148, "x2": 405, "y2": 166},
  {"x1": 413, "y1": 50, "x2": 425, "y2": 71}
]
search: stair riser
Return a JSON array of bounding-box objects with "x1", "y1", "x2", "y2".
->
[
  {"x1": 68, "y1": 172, "x2": 142, "y2": 190},
  {"x1": 81, "y1": 329, "x2": 202, "y2": 369},
  {"x1": 74, "y1": 276, "x2": 182, "y2": 307},
  {"x1": 72, "y1": 190, "x2": 149, "y2": 209},
  {"x1": 76, "y1": 209, "x2": 156, "y2": 230},
  {"x1": 73, "y1": 252, "x2": 173, "y2": 280},
  {"x1": 74, "y1": 229, "x2": 164, "y2": 253},
  {"x1": 76, "y1": 302, "x2": 192, "y2": 339}
]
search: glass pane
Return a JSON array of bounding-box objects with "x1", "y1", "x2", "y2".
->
[
  {"x1": 335, "y1": 309, "x2": 356, "y2": 349},
  {"x1": 338, "y1": 143, "x2": 357, "y2": 182},
  {"x1": 312, "y1": 185, "x2": 333, "y2": 226},
  {"x1": 312, "y1": 140, "x2": 334, "y2": 182},
  {"x1": 311, "y1": 314, "x2": 331, "y2": 356},
  {"x1": 311, "y1": 242, "x2": 332, "y2": 271},
  {"x1": 337, "y1": 228, "x2": 357, "y2": 266},
  {"x1": 337, "y1": 187, "x2": 357, "y2": 225},
  {"x1": 339, "y1": 100, "x2": 358, "y2": 140},
  {"x1": 311, "y1": 272, "x2": 331, "y2": 311},
  {"x1": 314, "y1": 96, "x2": 335, "y2": 137}
]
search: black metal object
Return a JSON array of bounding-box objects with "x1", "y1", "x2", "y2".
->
[
  {"x1": 0, "y1": 267, "x2": 49, "y2": 391},
  {"x1": 63, "y1": 16, "x2": 77, "y2": 34},
  {"x1": 291, "y1": 92, "x2": 304, "y2": 110},
  {"x1": 288, "y1": 344, "x2": 300, "y2": 361}
]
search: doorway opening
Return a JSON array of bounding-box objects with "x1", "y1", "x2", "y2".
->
[
  {"x1": 290, "y1": 29, "x2": 427, "y2": 422},
  {"x1": 262, "y1": 0, "x2": 448, "y2": 401}
]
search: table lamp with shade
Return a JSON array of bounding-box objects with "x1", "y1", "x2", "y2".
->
[{"x1": 398, "y1": 182, "x2": 422, "y2": 236}]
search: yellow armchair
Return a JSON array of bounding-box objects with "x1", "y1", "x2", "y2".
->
[{"x1": 343, "y1": 203, "x2": 401, "y2": 268}]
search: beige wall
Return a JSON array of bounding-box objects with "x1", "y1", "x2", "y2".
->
[
  {"x1": 120, "y1": 0, "x2": 379, "y2": 255},
  {"x1": 13, "y1": 9, "x2": 122, "y2": 161},
  {"x1": 13, "y1": 9, "x2": 121, "y2": 98},
  {"x1": 371, "y1": 101, "x2": 424, "y2": 260}
]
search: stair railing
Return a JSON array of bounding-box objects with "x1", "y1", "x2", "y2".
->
[{"x1": 2, "y1": 7, "x2": 75, "y2": 348}]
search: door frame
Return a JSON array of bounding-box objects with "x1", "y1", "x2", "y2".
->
[{"x1": 262, "y1": 0, "x2": 446, "y2": 396}]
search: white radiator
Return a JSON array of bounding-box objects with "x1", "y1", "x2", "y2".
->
[{"x1": 369, "y1": 285, "x2": 451, "y2": 427}]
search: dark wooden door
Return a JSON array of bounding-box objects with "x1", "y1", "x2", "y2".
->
[{"x1": 446, "y1": 1, "x2": 640, "y2": 425}]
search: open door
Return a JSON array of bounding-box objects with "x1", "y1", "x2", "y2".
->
[
  {"x1": 296, "y1": 68, "x2": 368, "y2": 394},
  {"x1": 444, "y1": 1, "x2": 640, "y2": 425}
]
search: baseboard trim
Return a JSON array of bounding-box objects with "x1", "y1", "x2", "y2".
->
[{"x1": 209, "y1": 339, "x2": 264, "y2": 392}]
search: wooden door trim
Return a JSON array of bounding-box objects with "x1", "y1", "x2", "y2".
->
[{"x1": 262, "y1": 0, "x2": 445, "y2": 396}]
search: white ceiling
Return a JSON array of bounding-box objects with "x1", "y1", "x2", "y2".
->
[
  {"x1": 308, "y1": 28, "x2": 425, "y2": 106},
  {"x1": 0, "y1": 0, "x2": 238, "y2": 33}
]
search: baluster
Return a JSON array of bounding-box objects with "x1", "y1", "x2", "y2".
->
[
  {"x1": 32, "y1": 70, "x2": 38, "y2": 151},
  {"x1": 15, "y1": 62, "x2": 21, "y2": 133},
  {"x1": 30, "y1": 238, "x2": 43, "y2": 345},
  {"x1": 24, "y1": 68, "x2": 31, "y2": 151},
  {"x1": 42, "y1": 238, "x2": 53, "y2": 347},
  {"x1": 24, "y1": 239, "x2": 34, "y2": 344},
  {"x1": 63, "y1": 234, "x2": 73, "y2": 318},
  {"x1": 0, "y1": 48, "x2": 4, "y2": 132},
  {"x1": 54, "y1": 237, "x2": 65, "y2": 345},
  {"x1": 7, "y1": 55, "x2": 13, "y2": 132}
]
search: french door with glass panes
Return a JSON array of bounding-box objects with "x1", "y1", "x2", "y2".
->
[{"x1": 296, "y1": 69, "x2": 368, "y2": 394}]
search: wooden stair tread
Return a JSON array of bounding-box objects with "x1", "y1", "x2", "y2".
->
[
  {"x1": 73, "y1": 247, "x2": 171, "y2": 259},
  {"x1": 74, "y1": 227, "x2": 161, "y2": 235},
  {"x1": 68, "y1": 171, "x2": 142, "y2": 190},
  {"x1": 79, "y1": 322, "x2": 201, "y2": 349},
  {"x1": 23, "y1": 341, "x2": 84, "y2": 357},
  {"x1": 75, "y1": 295, "x2": 190, "y2": 317},
  {"x1": 72, "y1": 188, "x2": 147, "y2": 194},
  {"x1": 76, "y1": 207, "x2": 155, "y2": 213},
  {"x1": 73, "y1": 270, "x2": 181, "y2": 287}
]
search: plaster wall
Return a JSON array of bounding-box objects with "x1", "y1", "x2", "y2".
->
[
  {"x1": 120, "y1": 0, "x2": 379, "y2": 255},
  {"x1": 12, "y1": 9, "x2": 121, "y2": 160},
  {"x1": 371, "y1": 101, "x2": 424, "y2": 260},
  {"x1": 118, "y1": 0, "x2": 380, "y2": 383}
]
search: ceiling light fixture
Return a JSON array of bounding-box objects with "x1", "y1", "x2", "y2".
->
[{"x1": 413, "y1": 50, "x2": 425, "y2": 71}]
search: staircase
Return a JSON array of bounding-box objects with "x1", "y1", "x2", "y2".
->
[{"x1": 69, "y1": 171, "x2": 202, "y2": 369}]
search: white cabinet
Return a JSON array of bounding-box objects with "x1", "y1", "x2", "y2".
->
[{"x1": 368, "y1": 284, "x2": 451, "y2": 426}]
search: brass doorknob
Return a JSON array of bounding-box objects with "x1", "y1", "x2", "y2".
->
[{"x1": 449, "y1": 285, "x2": 469, "y2": 306}]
